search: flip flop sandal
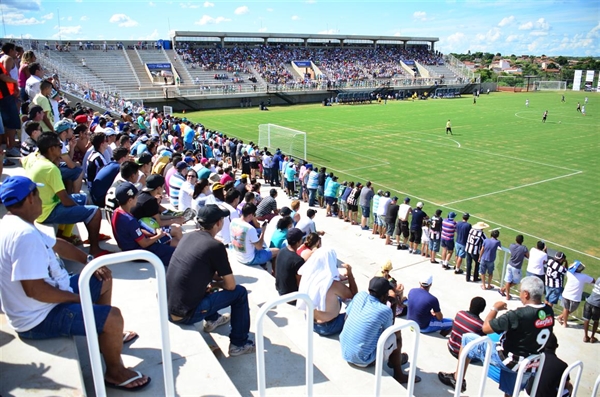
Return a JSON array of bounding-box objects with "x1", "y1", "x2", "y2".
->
[
  {"x1": 123, "y1": 331, "x2": 139, "y2": 344},
  {"x1": 105, "y1": 370, "x2": 151, "y2": 391},
  {"x1": 181, "y1": 208, "x2": 197, "y2": 223},
  {"x1": 83, "y1": 234, "x2": 112, "y2": 244}
]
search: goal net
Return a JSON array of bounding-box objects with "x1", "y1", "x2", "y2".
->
[
  {"x1": 258, "y1": 124, "x2": 307, "y2": 160},
  {"x1": 534, "y1": 81, "x2": 567, "y2": 91}
]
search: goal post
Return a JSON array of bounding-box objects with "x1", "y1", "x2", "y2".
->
[
  {"x1": 534, "y1": 81, "x2": 567, "y2": 91},
  {"x1": 258, "y1": 124, "x2": 307, "y2": 160}
]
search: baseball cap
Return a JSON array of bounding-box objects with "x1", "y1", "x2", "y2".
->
[
  {"x1": 115, "y1": 182, "x2": 138, "y2": 205},
  {"x1": 286, "y1": 228, "x2": 305, "y2": 245},
  {"x1": 404, "y1": 197, "x2": 410, "y2": 203},
  {"x1": 136, "y1": 152, "x2": 153, "y2": 165},
  {"x1": 391, "y1": 196, "x2": 398, "y2": 202},
  {"x1": 184, "y1": 156, "x2": 195, "y2": 165},
  {"x1": 140, "y1": 135, "x2": 149, "y2": 142},
  {"x1": 200, "y1": 158, "x2": 208, "y2": 165},
  {"x1": 384, "y1": 191, "x2": 390, "y2": 198},
  {"x1": 160, "y1": 150, "x2": 172, "y2": 158},
  {"x1": 280, "y1": 206, "x2": 292, "y2": 216},
  {"x1": 211, "y1": 183, "x2": 224, "y2": 192},
  {"x1": 74, "y1": 114, "x2": 88, "y2": 124},
  {"x1": 241, "y1": 173, "x2": 249, "y2": 179},
  {"x1": 104, "y1": 128, "x2": 116, "y2": 136},
  {"x1": 448, "y1": 212, "x2": 456, "y2": 219},
  {"x1": 54, "y1": 119, "x2": 76, "y2": 133},
  {"x1": 0, "y1": 176, "x2": 44, "y2": 207},
  {"x1": 176, "y1": 161, "x2": 189, "y2": 171},
  {"x1": 143, "y1": 174, "x2": 165, "y2": 191},
  {"x1": 368, "y1": 277, "x2": 392, "y2": 297},
  {"x1": 463, "y1": 212, "x2": 470, "y2": 220},
  {"x1": 196, "y1": 204, "x2": 230, "y2": 224},
  {"x1": 106, "y1": 121, "x2": 114, "y2": 128},
  {"x1": 416, "y1": 202, "x2": 424, "y2": 208},
  {"x1": 419, "y1": 274, "x2": 433, "y2": 286}
]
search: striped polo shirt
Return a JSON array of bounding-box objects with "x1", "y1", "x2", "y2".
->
[
  {"x1": 448, "y1": 310, "x2": 484, "y2": 354},
  {"x1": 441, "y1": 218, "x2": 457, "y2": 241}
]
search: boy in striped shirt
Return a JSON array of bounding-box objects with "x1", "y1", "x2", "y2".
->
[
  {"x1": 441, "y1": 212, "x2": 457, "y2": 270},
  {"x1": 448, "y1": 297, "x2": 486, "y2": 358}
]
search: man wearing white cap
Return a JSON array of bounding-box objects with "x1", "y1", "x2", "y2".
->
[{"x1": 407, "y1": 275, "x2": 453, "y2": 335}]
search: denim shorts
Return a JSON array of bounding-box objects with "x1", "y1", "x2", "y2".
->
[
  {"x1": 317, "y1": 186, "x2": 324, "y2": 197},
  {"x1": 545, "y1": 286, "x2": 563, "y2": 304},
  {"x1": 42, "y1": 197, "x2": 98, "y2": 225},
  {"x1": 361, "y1": 205, "x2": 370, "y2": 218},
  {"x1": 245, "y1": 249, "x2": 273, "y2": 266},
  {"x1": 17, "y1": 274, "x2": 110, "y2": 339},
  {"x1": 504, "y1": 266, "x2": 522, "y2": 284},
  {"x1": 455, "y1": 242, "x2": 467, "y2": 258},
  {"x1": 429, "y1": 238, "x2": 440, "y2": 252},
  {"x1": 313, "y1": 312, "x2": 345, "y2": 336},
  {"x1": 479, "y1": 260, "x2": 495, "y2": 275},
  {"x1": 59, "y1": 165, "x2": 83, "y2": 182}
]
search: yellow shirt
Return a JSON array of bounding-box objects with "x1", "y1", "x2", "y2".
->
[
  {"x1": 24, "y1": 154, "x2": 64, "y2": 222},
  {"x1": 32, "y1": 93, "x2": 54, "y2": 132},
  {"x1": 446, "y1": 121, "x2": 451, "y2": 128}
]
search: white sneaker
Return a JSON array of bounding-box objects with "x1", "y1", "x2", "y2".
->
[
  {"x1": 229, "y1": 340, "x2": 255, "y2": 356},
  {"x1": 203, "y1": 313, "x2": 230, "y2": 332}
]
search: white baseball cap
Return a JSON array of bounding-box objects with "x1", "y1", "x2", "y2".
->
[{"x1": 416, "y1": 202, "x2": 424, "y2": 208}]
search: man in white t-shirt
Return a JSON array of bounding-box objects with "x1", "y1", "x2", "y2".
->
[
  {"x1": 376, "y1": 191, "x2": 391, "y2": 238},
  {"x1": 215, "y1": 189, "x2": 240, "y2": 245},
  {"x1": 397, "y1": 197, "x2": 412, "y2": 247},
  {"x1": 526, "y1": 241, "x2": 548, "y2": 282},
  {"x1": 557, "y1": 261, "x2": 595, "y2": 328},
  {"x1": 0, "y1": 176, "x2": 150, "y2": 390},
  {"x1": 230, "y1": 203, "x2": 279, "y2": 267},
  {"x1": 25, "y1": 62, "x2": 44, "y2": 98},
  {"x1": 296, "y1": 209, "x2": 325, "y2": 237}
]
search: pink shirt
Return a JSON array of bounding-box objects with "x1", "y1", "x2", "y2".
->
[
  {"x1": 164, "y1": 166, "x2": 178, "y2": 196},
  {"x1": 220, "y1": 173, "x2": 233, "y2": 185}
]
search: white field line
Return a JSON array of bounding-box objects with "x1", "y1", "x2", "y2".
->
[
  {"x1": 338, "y1": 163, "x2": 391, "y2": 172},
  {"x1": 441, "y1": 171, "x2": 583, "y2": 206}
]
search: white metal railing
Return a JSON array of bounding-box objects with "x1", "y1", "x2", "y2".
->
[
  {"x1": 79, "y1": 250, "x2": 174, "y2": 397},
  {"x1": 557, "y1": 360, "x2": 583, "y2": 397},
  {"x1": 256, "y1": 292, "x2": 314, "y2": 397},
  {"x1": 512, "y1": 354, "x2": 545, "y2": 397},
  {"x1": 123, "y1": 47, "x2": 141, "y2": 88},
  {"x1": 593, "y1": 373, "x2": 600, "y2": 397},
  {"x1": 374, "y1": 319, "x2": 420, "y2": 397},
  {"x1": 454, "y1": 335, "x2": 493, "y2": 397}
]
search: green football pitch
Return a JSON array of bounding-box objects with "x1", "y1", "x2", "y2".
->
[{"x1": 179, "y1": 91, "x2": 599, "y2": 275}]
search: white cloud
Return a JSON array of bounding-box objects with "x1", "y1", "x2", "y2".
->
[
  {"x1": 536, "y1": 18, "x2": 549, "y2": 30},
  {"x1": 505, "y1": 34, "x2": 518, "y2": 43},
  {"x1": 1, "y1": 0, "x2": 41, "y2": 11},
  {"x1": 530, "y1": 31, "x2": 548, "y2": 37},
  {"x1": 180, "y1": 2, "x2": 200, "y2": 8},
  {"x1": 519, "y1": 21, "x2": 533, "y2": 30},
  {"x1": 4, "y1": 13, "x2": 45, "y2": 26},
  {"x1": 204, "y1": 1, "x2": 214, "y2": 7},
  {"x1": 588, "y1": 22, "x2": 600, "y2": 38},
  {"x1": 53, "y1": 25, "x2": 82, "y2": 39},
  {"x1": 475, "y1": 27, "x2": 501, "y2": 42},
  {"x1": 258, "y1": 27, "x2": 267, "y2": 32},
  {"x1": 80, "y1": 15, "x2": 88, "y2": 21},
  {"x1": 234, "y1": 6, "x2": 249, "y2": 15},
  {"x1": 498, "y1": 16, "x2": 514, "y2": 27},
  {"x1": 139, "y1": 29, "x2": 160, "y2": 40},
  {"x1": 291, "y1": 15, "x2": 300, "y2": 20},
  {"x1": 109, "y1": 14, "x2": 139, "y2": 27},
  {"x1": 318, "y1": 29, "x2": 338, "y2": 34},
  {"x1": 413, "y1": 11, "x2": 427, "y2": 21},
  {"x1": 194, "y1": 15, "x2": 231, "y2": 25},
  {"x1": 5, "y1": 33, "x2": 33, "y2": 39},
  {"x1": 41, "y1": 12, "x2": 53, "y2": 20}
]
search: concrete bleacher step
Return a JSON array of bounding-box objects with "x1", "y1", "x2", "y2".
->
[{"x1": 0, "y1": 312, "x2": 85, "y2": 396}]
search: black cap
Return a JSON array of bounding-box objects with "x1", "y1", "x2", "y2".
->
[
  {"x1": 280, "y1": 206, "x2": 292, "y2": 216},
  {"x1": 143, "y1": 174, "x2": 165, "y2": 191},
  {"x1": 196, "y1": 204, "x2": 230, "y2": 224},
  {"x1": 136, "y1": 152, "x2": 153, "y2": 165},
  {"x1": 115, "y1": 182, "x2": 138, "y2": 205},
  {"x1": 368, "y1": 277, "x2": 392, "y2": 297},
  {"x1": 286, "y1": 228, "x2": 305, "y2": 245}
]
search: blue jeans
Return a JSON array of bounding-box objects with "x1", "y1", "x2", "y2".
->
[
  {"x1": 313, "y1": 313, "x2": 345, "y2": 336},
  {"x1": 308, "y1": 188, "x2": 317, "y2": 206},
  {"x1": 18, "y1": 275, "x2": 110, "y2": 339},
  {"x1": 170, "y1": 285, "x2": 250, "y2": 347},
  {"x1": 420, "y1": 315, "x2": 453, "y2": 333}
]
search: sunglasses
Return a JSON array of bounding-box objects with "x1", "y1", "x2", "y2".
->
[{"x1": 187, "y1": 174, "x2": 197, "y2": 178}]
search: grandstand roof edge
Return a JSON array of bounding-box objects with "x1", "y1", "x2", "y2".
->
[{"x1": 172, "y1": 31, "x2": 438, "y2": 42}]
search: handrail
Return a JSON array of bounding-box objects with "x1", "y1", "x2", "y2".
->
[
  {"x1": 78, "y1": 250, "x2": 174, "y2": 397},
  {"x1": 512, "y1": 353, "x2": 545, "y2": 397},
  {"x1": 256, "y1": 292, "x2": 314, "y2": 397},
  {"x1": 123, "y1": 47, "x2": 142, "y2": 88},
  {"x1": 454, "y1": 335, "x2": 493, "y2": 397},
  {"x1": 374, "y1": 319, "x2": 420, "y2": 397},
  {"x1": 593, "y1": 373, "x2": 600, "y2": 397},
  {"x1": 557, "y1": 360, "x2": 583, "y2": 397}
]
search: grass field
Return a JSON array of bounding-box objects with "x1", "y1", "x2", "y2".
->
[{"x1": 178, "y1": 91, "x2": 599, "y2": 276}]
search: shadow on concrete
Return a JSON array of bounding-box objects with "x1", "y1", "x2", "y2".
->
[{"x1": 0, "y1": 361, "x2": 77, "y2": 396}]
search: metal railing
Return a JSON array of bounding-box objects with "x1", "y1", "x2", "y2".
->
[
  {"x1": 512, "y1": 354, "x2": 545, "y2": 397},
  {"x1": 557, "y1": 360, "x2": 583, "y2": 397},
  {"x1": 593, "y1": 373, "x2": 600, "y2": 397},
  {"x1": 454, "y1": 335, "x2": 493, "y2": 397},
  {"x1": 256, "y1": 292, "x2": 314, "y2": 397},
  {"x1": 79, "y1": 250, "x2": 174, "y2": 397},
  {"x1": 374, "y1": 319, "x2": 420, "y2": 397},
  {"x1": 123, "y1": 47, "x2": 141, "y2": 88}
]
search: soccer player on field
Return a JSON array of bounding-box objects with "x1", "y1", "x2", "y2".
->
[
  {"x1": 445, "y1": 120, "x2": 453, "y2": 135},
  {"x1": 542, "y1": 110, "x2": 548, "y2": 123}
]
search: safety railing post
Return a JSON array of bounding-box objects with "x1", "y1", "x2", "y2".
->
[
  {"x1": 256, "y1": 292, "x2": 313, "y2": 397},
  {"x1": 79, "y1": 250, "x2": 174, "y2": 397},
  {"x1": 454, "y1": 335, "x2": 493, "y2": 397},
  {"x1": 592, "y1": 373, "x2": 600, "y2": 397},
  {"x1": 512, "y1": 354, "x2": 545, "y2": 397},
  {"x1": 556, "y1": 360, "x2": 583, "y2": 397},
  {"x1": 374, "y1": 319, "x2": 420, "y2": 397}
]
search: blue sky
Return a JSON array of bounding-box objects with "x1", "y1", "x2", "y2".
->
[{"x1": 2, "y1": 0, "x2": 599, "y2": 56}]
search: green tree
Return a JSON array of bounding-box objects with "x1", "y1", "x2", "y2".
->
[{"x1": 555, "y1": 56, "x2": 569, "y2": 66}]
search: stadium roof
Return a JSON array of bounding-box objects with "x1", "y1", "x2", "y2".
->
[{"x1": 172, "y1": 31, "x2": 438, "y2": 43}]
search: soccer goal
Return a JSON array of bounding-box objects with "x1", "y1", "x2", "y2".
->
[
  {"x1": 258, "y1": 124, "x2": 307, "y2": 160},
  {"x1": 534, "y1": 81, "x2": 567, "y2": 91}
]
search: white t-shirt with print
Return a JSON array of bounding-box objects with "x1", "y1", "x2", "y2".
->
[
  {"x1": 0, "y1": 215, "x2": 71, "y2": 332},
  {"x1": 230, "y1": 218, "x2": 259, "y2": 264}
]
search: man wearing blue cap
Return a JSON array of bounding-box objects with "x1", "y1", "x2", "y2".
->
[
  {"x1": 440, "y1": 212, "x2": 457, "y2": 270},
  {"x1": 0, "y1": 176, "x2": 151, "y2": 391},
  {"x1": 54, "y1": 118, "x2": 84, "y2": 194}
]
